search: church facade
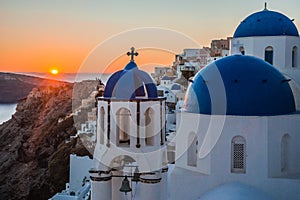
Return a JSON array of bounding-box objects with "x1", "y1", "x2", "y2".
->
[
  {"x1": 90, "y1": 48, "x2": 168, "y2": 200},
  {"x1": 171, "y1": 5, "x2": 300, "y2": 200}
]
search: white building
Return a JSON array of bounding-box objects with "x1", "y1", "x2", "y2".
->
[
  {"x1": 157, "y1": 85, "x2": 176, "y2": 104},
  {"x1": 170, "y1": 6, "x2": 300, "y2": 200},
  {"x1": 182, "y1": 49, "x2": 201, "y2": 60},
  {"x1": 90, "y1": 48, "x2": 168, "y2": 200},
  {"x1": 151, "y1": 66, "x2": 174, "y2": 84},
  {"x1": 50, "y1": 155, "x2": 93, "y2": 200},
  {"x1": 160, "y1": 75, "x2": 172, "y2": 87},
  {"x1": 159, "y1": 76, "x2": 185, "y2": 103},
  {"x1": 199, "y1": 48, "x2": 211, "y2": 69},
  {"x1": 230, "y1": 5, "x2": 300, "y2": 109}
]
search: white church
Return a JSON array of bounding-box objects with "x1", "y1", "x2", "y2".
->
[
  {"x1": 172, "y1": 5, "x2": 300, "y2": 200},
  {"x1": 58, "y1": 5, "x2": 300, "y2": 200},
  {"x1": 89, "y1": 47, "x2": 168, "y2": 200}
]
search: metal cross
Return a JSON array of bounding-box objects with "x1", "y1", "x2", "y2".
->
[
  {"x1": 264, "y1": 2, "x2": 267, "y2": 10},
  {"x1": 127, "y1": 47, "x2": 138, "y2": 62}
]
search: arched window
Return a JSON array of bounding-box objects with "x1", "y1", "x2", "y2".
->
[
  {"x1": 292, "y1": 46, "x2": 298, "y2": 68},
  {"x1": 100, "y1": 107, "x2": 105, "y2": 144},
  {"x1": 187, "y1": 132, "x2": 198, "y2": 167},
  {"x1": 281, "y1": 134, "x2": 291, "y2": 173},
  {"x1": 239, "y1": 46, "x2": 245, "y2": 55},
  {"x1": 265, "y1": 46, "x2": 274, "y2": 65},
  {"x1": 116, "y1": 108, "x2": 131, "y2": 146},
  {"x1": 231, "y1": 136, "x2": 246, "y2": 173},
  {"x1": 145, "y1": 108, "x2": 155, "y2": 146}
]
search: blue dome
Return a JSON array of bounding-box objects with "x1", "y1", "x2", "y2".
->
[
  {"x1": 184, "y1": 55, "x2": 295, "y2": 116},
  {"x1": 171, "y1": 84, "x2": 181, "y2": 90},
  {"x1": 161, "y1": 75, "x2": 171, "y2": 81},
  {"x1": 104, "y1": 61, "x2": 158, "y2": 99},
  {"x1": 233, "y1": 9, "x2": 299, "y2": 38}
]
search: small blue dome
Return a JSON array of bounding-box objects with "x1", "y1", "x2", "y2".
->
[
  {"x1": 184, "y1": 55, "x2": 295, "y2": 116},
  {"x1": 161, "y1": 75, "x2": 171, "y2": 81},
  {"x1": 233, "y1": 9, "x2": 299, "y2": 38},
  {"x1": 104, "y1": 61, "x2": 158, "y2": 99},
  {"x1": 171, "y1": 84, "x2": 181, "y2": 91}
]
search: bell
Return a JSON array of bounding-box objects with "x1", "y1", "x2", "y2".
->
[
  {"x1": 132, "y1": 167, "x2": 140, "y2": 182},
  {"x1": 119, "y1": 176, "x2": 132, "y2": 194}
]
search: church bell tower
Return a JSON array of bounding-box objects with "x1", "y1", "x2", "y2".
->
[{"x1": 90, "y1": 47, "x2": 168, "y2": 200}]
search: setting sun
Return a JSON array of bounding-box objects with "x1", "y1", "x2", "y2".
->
[{"x1": 50, "y1": 69, "x2": 59, "y2": 75}]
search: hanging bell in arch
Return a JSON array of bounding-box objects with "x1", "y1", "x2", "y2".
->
[{"x1": 119, "y1": 176, "x2": 132, "y2": 194}]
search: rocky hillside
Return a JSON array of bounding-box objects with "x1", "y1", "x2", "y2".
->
[{"x1": 0, "y1": 79, "x2": 99, "y2": 199}]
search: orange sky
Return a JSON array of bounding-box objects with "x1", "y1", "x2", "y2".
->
[{"x1": 1, "y1": 0, "x2": 300, "y2": 74}]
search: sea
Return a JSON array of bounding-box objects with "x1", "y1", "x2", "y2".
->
[
  {"x1": 0, "y1": 73, "x2": 110, "y2": 125},
  {"x1": 0, "y1": 104, "x2": 18, "y2": 125},
  {"x1": 20, "y1": 72, "x2": 111, "y2": 83}
]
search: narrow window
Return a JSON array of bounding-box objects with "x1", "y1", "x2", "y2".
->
[
  {"x1": 265, "y1": 46, "x2": 273, "y2": 65},
  {"x1": 239, "y1": 46, "x2": 245, "y2": 55},
  {"x1": 292, "y1": 46, "x2": 298, "y2": 68},
  {"x1": 100, "y1": 107, "x2": 105, "y2": 144},
  {"x1": 116, "y1": 108, "x2": 131, "y2": 146},
  {"x1": 231, "y1": 136, "x2": 246, "y2": 173},
  {"x1": 187, "y1": 132, "x2": 198, "y2": 167},
  {"x1": 145, "y1": 108, "x2": 155, "y2": 146},
  {"x1": 281, "y1": 134, "x2": 291, "y2": 173}
]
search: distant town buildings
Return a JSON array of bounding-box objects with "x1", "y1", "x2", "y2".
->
[
  {"x1": 170, "y1": 37, "x2": 231, "y2": 80},
  {"x1": 210, "y1": 37, "x2": 231, "y2": 57}
]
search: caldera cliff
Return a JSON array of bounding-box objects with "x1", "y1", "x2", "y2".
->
[{"x1": 0, "y1": 78, "x2": 98, "y2": 199}]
